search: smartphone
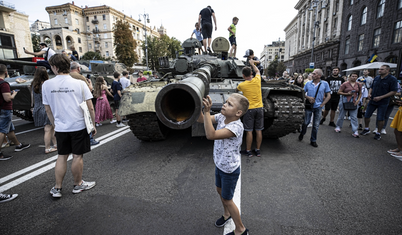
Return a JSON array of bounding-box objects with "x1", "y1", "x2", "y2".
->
[
  {"x1": 351, "y1": 90, "x2": 356, "y2": 93},
  {"x1": 14, "y1": 89, "x2": 20, "y2": 92}
]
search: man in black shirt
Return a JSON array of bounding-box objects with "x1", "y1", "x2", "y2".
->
[
  {"x1": 320, "y1": 67, "x2": 344, "y2": 126},
  {"x1": 198, "y1": 6, "x2": 217, "y2": 53}
]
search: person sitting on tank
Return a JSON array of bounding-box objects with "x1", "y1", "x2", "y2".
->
[
  {"x1": 61, "y1": 50, "x2": 77, "y2": 61},
  {"x1": 24, "y1": 43, "x2": 56, "y2": 70},
  {"x1": 243, "y1": 49, "x2": 263, "y2": 76}
]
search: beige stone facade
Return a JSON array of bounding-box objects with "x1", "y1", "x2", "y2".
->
[
  {"x1": 260, "y1": 41, "x2": 285, "y2": 70},
  {"x1": 40, "y1": 2, "x2": 162, "y2": 61},
  {"x1": 0, "y1": 2, "x2": 33, "y2": 58}
]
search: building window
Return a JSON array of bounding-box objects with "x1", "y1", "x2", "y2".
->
[
  {"x1": 361, "y1": 7, "x2": 367, "y2": 25},
  {"x1": 358, "y1": 34, "x2": 364, "y2": 51},
  {"x1": 345, "y1": 38, "x2": 350, "y2": 54},
  {"x1": 377, "y1": 0, "x2": 385, "y2": 18},
  {"x1": 399, "y1": 0, "x2": 402, "y2": 9},
  {"x1": 103, "y1": 15, "x2": 106, "y2": 20},
  {"x1": 86, "y1": 17, "x2": 89, "y2": 22},
  {"x1": 394, "y1": 21, "x2": 402, "y2": 43},
  {"x1": 87, "y1": 26, "x2": 90, "y2": 31},
  {"x1": 104, "y1": 33, "x2": 107, "y2": 39},
  {"x1": 54, "y1": 11, "x2": 56, "y2": 15},
  {"x1": 78, "y1": 38, "x2": 81, "y2": 43},
  {"x1": 65, "y1": 18, "x2": 68, "y2": 24},
  {"x1": 79, "y1": 47, "x2": 82, "y2": 53},
  {"x1": 347, "y1": 15, "x2": 353, "y2": 31},
  {"x1": 373, "y1": 28, "x2": 381, "y2": 48},
  {"x1": 63, "y1": 10, "x2": 67, "y2": 15},
  {"x1": 94, "y1": 15, "x2": 97, "y2": 20},
  {"x1": 106, "y1": 51, "x2": 109, "y2": 57},
  {"x1": 54, "y1": 19, "x2": 58, "y2": 25},
  {"x1": 89, "y1": 43, "x2": 92, "y2": 49},
  {"x1": 105, "y1": 42, "x2": 108, "y2": 48},
  {"x1": 103, "y1": 24, "x2": 107, "y2": 30},
  {"x1": 75, "y1": 19, "x2": 79, "y2": 25}
]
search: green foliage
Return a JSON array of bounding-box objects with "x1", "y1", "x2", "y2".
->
[
  {"x1": 305, "y1": 68, "x2": 314, "y2": 73},
  {"x1": 143, "y1": 70, "x2": 152, "y2": 75},
  {"x1": 81, "y1": 51, "x2": 105, "y2": 60},
  {"x1": 266, "y1": 58, "x2": 287, "y2": 77},
  {"x1": 113, "y1": 20, "x2": 138, "y2": 67},
  {"x1": 31, "y1": 34, "x2": 41, "y2": 52},
  {"x1": 141, "y1": 34, "x2": 181, "y2": 71}
]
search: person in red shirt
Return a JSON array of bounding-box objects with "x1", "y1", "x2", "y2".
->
[
  {"x1": 136, "y1": 70, "x2": 147, "y2": 83},
  {"x1": 0, "y1": 64, "x2": 31, "y2": 161}
]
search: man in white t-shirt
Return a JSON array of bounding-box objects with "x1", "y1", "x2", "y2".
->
[
  {"x1": 42, "y1": 53, "x2": 96, "y2": 198},
  {"x1": 24, "y1": 43, "x2": 55, "y2": 69},
  {"x1": 120, "y1": 71, "x2": 131, "y2": 90}
]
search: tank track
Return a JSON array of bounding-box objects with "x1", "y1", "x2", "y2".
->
[
  {"x1": 127, "y1": 112, "x2": 169, "y2": 141},
  {"x1": 263, "y1": 95, "x2": 304, "y2": 139}
]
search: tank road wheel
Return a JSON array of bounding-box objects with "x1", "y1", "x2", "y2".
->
[
  {"x1": 263, "y1": 95, "x2": 304, "y2": 139},
  {"x1": 127, "y1": 112, "x2": 169, "y2": 141}
]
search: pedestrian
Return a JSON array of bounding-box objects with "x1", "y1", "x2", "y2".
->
[
  {"x1": 299, "y1": 69, "x2": 331, "y2": 147},
  {"x1": 237, "y1": 59, "x2": 263, "y2": 157},
  {"x1": 198, "y1": 5, "x2": 217, "y2": 53},
  {"x1": 0, "y1": 64, "x2": 31, "y2": 161},
  {"x1": 112, "y1": 71, "x2": 125, "y2": 127},
  {"x1": 356, "y1": 78, "x2": 369, "y2": 130},
  {"x1": 373, "y1": 82, "x2": 401, "y2": 135},
  {"x1": 191, "y1": 22, "x2": 204, "y2": 55},
  {"x1": 388, "y1": 99, "x2": 402, "y2": 158},
  {"x1": 294, "y1": 74, "x2": 304, "y2": 88},
  {"x1": 197, "y1": 93, "x2": 249, "y2": 235},
  {"x1": 320, "y1": 67, "x2": 344, "y2": 127},
  {"x1": 120, "y1": 71, "x2": 131, "y2": 90},
  {"x1": 93, "y1": 76, "x2": 114, "y2": 127},
  {"x1": 228, "y1": 17, "x2": 239, "y2": 59},
  {"x1": 358, "y1": 69, "x2": 373, "y2": 89},
  {"x1": 136, "y1": 70, "x2": 147, "y2": 83},
  {"x1": 360, "y1": 65, "x2": 398, "y2": 140},
  {"x1": 31, "y1": 66, "x2": 57, "y2": 153},
  {"x1": 42, "y1": 54, "x2": 96, "y2": 198},
  {"x1": 70, "y1": 46, "x2": 79, "y2": 60},
  {"x1": 334, "y1": 72, "x2": 362, "y2": 137}
]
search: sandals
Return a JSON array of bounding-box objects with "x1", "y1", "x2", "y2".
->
[
  {"x1": 387, "y1": 148, "x2": 400, "y2": 154},
  {"x1": 254, "y1": 149, "x2": 261, "y2": 157},
  {"x1": 246, "y1": 150, "x2": 253, "y2": 158},
  {"x1": 45, "y1": 146, "x2": 57, "y2": 154}
]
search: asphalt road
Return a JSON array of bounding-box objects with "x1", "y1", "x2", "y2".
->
[{"x1": 1, "y1": 112, "x2": 402, "y2": 235}]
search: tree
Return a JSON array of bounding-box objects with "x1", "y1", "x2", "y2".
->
[
  {"x1": 81, "y1": 51, "x2": 105, "y2": 60},
  {"x1": 31, "y1": 34, "x2": 40, "y2": 52},
  {"x1": 113, "y1": 20, "x2": 138, "y2": 67},
  {"x1": 141, "y1": 35, "x2": 182, "y2": 71},
  {"x1": 266, "y1": 58, "x2": 287, "y2": 77}
]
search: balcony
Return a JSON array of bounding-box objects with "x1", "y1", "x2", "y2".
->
[
  {"x1": 93, "y1": 28, "x2": 100, "y2": 34},
  {"x1": 94, "y1": 37, "x2": 101, "y2": 44},
  {"x1": 91, "y1": 19, "x2": 99, "y2": 24}
]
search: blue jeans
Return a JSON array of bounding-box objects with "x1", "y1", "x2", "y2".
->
[
  {"x1": 0, "y1": 109, "x2": 15, "y2": 134},
  {"x1": 336, "y1": 100, "x2": 358, "y2": 133},
  {"x1": 377, "y1": 105, "x2": 395, "y2": 128},
  {"x1": 301, "y1": 107, "x2": 322, "y2": 143}
]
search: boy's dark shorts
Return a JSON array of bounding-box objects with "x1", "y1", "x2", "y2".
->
[
  {"x1": 229, "y1": 35, "x2": 237, "y2": 46},
  {"x1": 55, "y1": 128, "x2": 91, "y2": 155},
  {"x1": 243, "y1": 108, "x2": 264, "y2": 131},
  {"x1": 325, "y1": 97, "x2": 340, "y2": 111},
  {"x1": 199, "y1": 40, "x2": 203, "y2": 46},
  {"x1": 114, "y1": 99, "x2": 120, "y2": 110},
  {"x1": 201, "y1": 23, "x2": 213, "y2": 39},
  {"x1": 215, "y1": 166, "x2": 240, "y2": 200}
]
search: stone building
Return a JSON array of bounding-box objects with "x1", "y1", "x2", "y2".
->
[
  {"x1": 337, "y1": 0, "x2": 402, "y2": 74},
  {"x1": 40, "y1": 2, "x2": 163, "y2": 61},
  {"x1": 0, "y1": 1, "x2": 33, "y2": 58},
  {"x1": 284, "y1": 0, "x2": 344, "y2": 77},
  {"x1": 260, "y1": 40, "x2": 285, "y2": 70},
  {"x1": 30, "y1": 20, "x2": 50, "y2": 35}
]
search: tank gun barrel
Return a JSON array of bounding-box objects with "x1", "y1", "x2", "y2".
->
[
  {"x1": 155, "y1": 64, "x2": 213, "y2": 129},
  {"x1": 0, "y1": 59, "x2": 38, "y2": 66}
]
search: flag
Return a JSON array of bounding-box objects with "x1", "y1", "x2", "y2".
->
[{"x1": 368, "y1": 54, "x2": 378, "y2": 63}]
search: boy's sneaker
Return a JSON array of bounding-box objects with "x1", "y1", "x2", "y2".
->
[
  {"x1": 50, "y1": 187, "x2": 62, "y2": 198},
  {"x1": 372, "y1": 128, "x2": 378, "y2": 134},
  {"x1": 254, "y1": 149, "x2": 261, "y2": 157},
  {"x1": 116, "y1": 123, "x2": 126, "y2": 128},
  {"x1": 122, "y1": 119, "x2": 129, "y2": 123},
  {"x1": 72, "y1": 180, "x2": 96, "y2": 194},
  {"x1": 0, "y1": 152, "x2": 13, "y2": 161},
  {"x1": 0, "y1": 193, "x2": 18, "y2": 203},
  {"x1": 381, "y1": 129, "x2": 387, "y2": 135},
  {"x1": 352, "y1": 131, "x2": 359, "y2": 138},
  {"x1": 226, "y1": 228, "x2": 249, "y2": 235},
  {"x1": 360, "y1": 129, "x2": 370, "y2": 135},
  {"x1": 246, "y1": 150, "x2": 253, "y2": 158},
  {"x1": 215, "y1": 215, "x2": 232, "y2": 227},
  {"x1": 358, "y1": 124, "x2": 363, "y2": 130},
  {"x1": 110, "y1": 120, "x2": 117, "y2": 124},
  {"x1": 14, "y1": 143, "x2": 30, "y2": 152},
  {"x1": 374, "y1": 133, "x2": 381, "y2": 140}
]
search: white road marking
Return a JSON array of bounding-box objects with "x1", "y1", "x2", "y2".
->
[
  {"x1": 15, "y1": 127, "x2": 43, "y2": 135},
  {"x1": 223, "y1": 167, "x2": 241, "y2": 235},
  {"x1": 0, "y1": 127, "x2": 131, "y2": 192},
  {"x1": 12, "y1": 118, "x2": 22, "y2": 122}
]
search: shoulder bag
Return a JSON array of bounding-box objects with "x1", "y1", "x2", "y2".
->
[
  {"x1": 343, "y1": 82, "x2": 359, "y2": 110},
  {"x1": 79, "y1": 82, "x2": 95, "y2": 134},
  {"x1": 305, "y1": 83, "x2": 322, "y2": 110}
]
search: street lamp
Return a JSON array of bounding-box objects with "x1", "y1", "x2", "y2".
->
[
  {"x1": 309, "y1": 0, "x2": 326, "y2": 68},
  {"x1": 138, "y1": 12, "x2": 150, "y2": 71}
]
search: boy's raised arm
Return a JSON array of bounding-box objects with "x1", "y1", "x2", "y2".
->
[{"x1": 202, "y1": 96, "x2": 235, "y2": 140}]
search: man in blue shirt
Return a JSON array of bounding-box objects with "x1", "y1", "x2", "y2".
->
[
  {"x1": 360, "y1": 65, "x2": 397, "y2": 140},
  {"x1": 299, "y1": 69, "x2": 331, "y2": 147}
]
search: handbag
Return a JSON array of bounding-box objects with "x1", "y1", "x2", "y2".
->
[
  {"x1": 343, "y1": 96, "x2": 357, "y2": 110},
  {"x1": 79, "y1": 83, "x2": 95, "y2": 134},
  {"x1": 305, "y1": 82, "x2": 322, "y2": 110}
]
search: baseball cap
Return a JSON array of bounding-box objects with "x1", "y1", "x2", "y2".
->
[
  {"x1": 243, "y1": 49, "x2": 254, "y2": 58},
  {"x1": 357, "y1": 78, "x2": 366, "y2": 83}
]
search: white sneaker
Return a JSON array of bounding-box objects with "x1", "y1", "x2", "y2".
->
[
  {"x1": 95, "y1": 123, "x2": 102, "y2": 127},
  {"x1": 110, "y1": 120, "x2": 117, "y2": 124},
  {"x1": 334, "y1": 127, "x2": 341, "y2": 133},
  {"x1": 381, "y1": 129, "x2": 387, "y2": 135},
  {"x1": 307, "y1": 123, "x2": 312, "y2": 128},
  {"x1": 116, "y1": 123, "x2": 125, "y2": 128},
  {"x1": 373, "y1": 128, "x2": 378, "y2": 134},
  {"x1": 72, "y1": 180, "x2": 96, "y2": 194}
]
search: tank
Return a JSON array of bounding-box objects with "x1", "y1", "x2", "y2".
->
[
  {"x1": 119, "y1": 37, "x2": 305, "y2": 141},
  {"x1": 0, "y1": 58, "x2": 127, "y2": 121}
]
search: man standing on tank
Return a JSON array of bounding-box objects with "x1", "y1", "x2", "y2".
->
[{"x1": 198, "y1": 6, "x2": 217, "y2": 54}]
